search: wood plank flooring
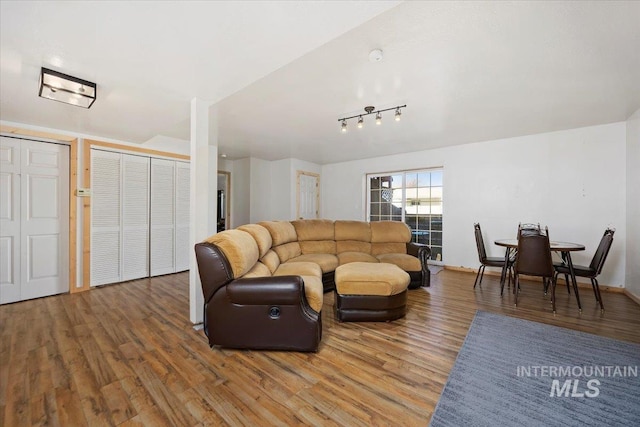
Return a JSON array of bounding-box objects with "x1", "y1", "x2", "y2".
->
[{"x1": 1, "y1": 269, "x2": 639, "y2": 426}]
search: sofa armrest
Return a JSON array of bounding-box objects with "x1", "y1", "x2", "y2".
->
[
  {"x1": 195, "y1": 242, "x2": 234, "y2": 303},
  {"x1": 406, "y1": 242, "x2": 432, "y2": 287},
  {"x1": 227, "y1": 276, "x2": 305, "y2": 306}
]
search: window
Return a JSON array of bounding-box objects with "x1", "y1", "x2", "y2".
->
[{"x1": 368, "y1": 169, "x2": 443, "y2": 262}]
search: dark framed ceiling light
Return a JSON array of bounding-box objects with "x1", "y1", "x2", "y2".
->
[{"x1": 39, "y1": 67, "x2": 96, "y2": 108}]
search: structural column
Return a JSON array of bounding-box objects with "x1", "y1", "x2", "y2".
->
[{"x1": 189, "y1": 98, "x2": 218, "y2": 324}]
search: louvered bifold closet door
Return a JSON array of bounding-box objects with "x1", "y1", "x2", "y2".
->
[
  {"x1": 174, "y1": 161, "x2": 190, "y2": 272},
  {"x1": 150, "y1": 158, "x2": 175, "y2": 276},
  {"x1": 90, "y1": 150, "x2": 122, "y2": 286},
  {"x1": 122, "y1": 155, "x2": 150, "y2": 281}
]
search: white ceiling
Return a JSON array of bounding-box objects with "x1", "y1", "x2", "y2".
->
[{"x1": 2, "y1": 1, "x2": 639, "y2": 164}]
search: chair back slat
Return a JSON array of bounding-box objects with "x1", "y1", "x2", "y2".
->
[
  {"x1": 515, "y1": 229, "x2": 554, "y2": 277},
  {"x1": 474, "y1": 223, "x2": 487, "y2": 263},
  {"x1": 589, "y1": 228, "x2": 615, "y2": 274}
]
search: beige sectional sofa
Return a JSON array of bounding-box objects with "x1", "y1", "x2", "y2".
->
[{"x1": 194, "y1": 219, "x2": 431, "y2": 351}]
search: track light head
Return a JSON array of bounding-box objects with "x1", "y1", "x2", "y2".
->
[
  {"x1": 341, "y1": 120, "x2": 347, "y2": 132},
  {"x1": 375, "y1": 112, "x2": 382, "y2": 125},
  {"x1": 357, "y1": 116, "x2": 364, "y2": 128},
  {"x1": 395, "y1": 107, "x2": 402, "y2": 121}
]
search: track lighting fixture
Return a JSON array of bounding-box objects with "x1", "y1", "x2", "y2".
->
[{"x1": 338, "y1": 104, "x2": 406, "y2": 132}]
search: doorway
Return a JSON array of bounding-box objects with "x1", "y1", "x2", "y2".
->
[
  {"x1": 217, "y1": 171, "x2": 230, "y2": 231},
  {"x1": 0, "y1": 136, "x2": 70, "y2": 304}
]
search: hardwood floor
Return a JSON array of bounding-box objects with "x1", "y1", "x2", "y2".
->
[{"x1": 1, "y1": 269, "x2": 639, "y2": 426}]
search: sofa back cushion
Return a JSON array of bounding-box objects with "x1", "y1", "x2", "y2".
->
[
  {"x1": 292, "y1": 219, "x2": 335, "y2": 240},
  {"x1": 259, "y1": 221, "x2": 302, "y2": 262},
  {"x1": 370, "y1": 221, "x2": 411, "y2": 255},
  {"x1": 335, "y1": 220, "x2": 372, "y2": 254},
  {"x1": 292, "y1": 219, "x2": 336, "y2": 255},
  {"x1": 273, "y1": 242, "x2": 302, "y2": 263},
  {"x1": 237, "y1": 224, "x2": 272, "y2": 258},
  {"x1": 261, "y1": 250, "x2": 281, "y2": 274},
  {"x1": 259, "y1": 221, "x2": 298, "y2": 245},
  {"x1": 242, "y1": 262, "x2": 272, "y2": 278},
  {"x1": 205, "y1": 230, "x2": 259, "y2": 278}
]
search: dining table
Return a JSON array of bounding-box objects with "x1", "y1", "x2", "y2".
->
[{"x1": 494, "y1": 239, "x2": 585, "y2": 310}]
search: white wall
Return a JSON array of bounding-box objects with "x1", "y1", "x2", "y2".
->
[
  {"x1": 271, "y1": 159, "x2": 292, "y2": 220},
  {"x1": 249, "y1": 157, "x2": 272, "y2": 223},
  {"x1": 232, "y1": 158, "x2": 251, "y2": 227},
  {"x1": 322, "y1": 122, "x2": 628, "y2": 288},
  {"x1": 626, "y1": 109, "x2": 640, "y2": 299}
]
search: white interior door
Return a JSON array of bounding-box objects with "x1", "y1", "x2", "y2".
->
[
  {"x1": 122, "y1": 154, "x2": 150, "y2": 281},
  {"x1": 150, "y1": 158, "x2": 175, "y2": 276},
  {"x1": 0, "y1": 137, "x2": 69, "y2": 304},
  {"x1": 297, "y1": 171, "x2": 319, "y2": 219},
  {"x1": 91, "y1": 150, "x2": 122, "y2": 286}
]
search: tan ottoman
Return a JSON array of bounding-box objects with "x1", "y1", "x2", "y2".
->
[{"x1": 334, "y1": 262, "x2": 410, "y2": 322}]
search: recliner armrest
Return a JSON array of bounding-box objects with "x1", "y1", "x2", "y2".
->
[
  {"x1": 406, "y1": 242, "x2": 432, "y2": 287},
  {"x1": 227, "y1": 276, "x2": 304, "y2": 306},
  {"x1": 406, "y1": 242, "x2": 431, "y2": 259}
]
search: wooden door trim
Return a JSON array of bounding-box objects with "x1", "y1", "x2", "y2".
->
[{"x1": 296, "y1": 170, "x2": 320, "y2": 219}]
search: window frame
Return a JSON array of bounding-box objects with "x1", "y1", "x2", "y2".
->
[{"x1": 366, "y1": 167, "x2": 443, "y2": 265}]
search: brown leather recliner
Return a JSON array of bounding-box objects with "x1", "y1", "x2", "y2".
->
[{"x1": 195, "y1": 241, "x2": 322, "y2": 352}]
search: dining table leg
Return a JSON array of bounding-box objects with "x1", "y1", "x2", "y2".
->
[
  {"x1": 564, "y1": 251, "x2": 582, "y2": 312},
  {"x1": 500, "y1": 248, "x2": 510, "y2": 296}
]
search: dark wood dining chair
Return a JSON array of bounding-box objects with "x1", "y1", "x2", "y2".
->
[
  {"x1": 473, "y1": 223, "x2": 512, "y2": 289},
  {"x1": 553, "y1": 228, "x2": 615, "y2": 312},
  {"x1": 513, "y1": 226, "x2": 557, "y2": 311}
]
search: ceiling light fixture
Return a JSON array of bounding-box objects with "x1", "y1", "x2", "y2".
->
[
  {"x1": 338, "y1": 104, "x2": 406, "y2": 132},
  {"x1": 39, "y1": 67, "x2": 96, "y2": 108}
]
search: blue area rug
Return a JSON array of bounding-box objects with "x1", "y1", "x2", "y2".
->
[{"x1": 430, "y1": 311, "x2": 640, "y2": 427}]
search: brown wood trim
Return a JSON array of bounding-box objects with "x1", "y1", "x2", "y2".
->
[
  {"x1": 85, "y1": 139, "x2": 190, "y2": 160},
  {"x1": 0, "y1": 125, "x2": 76, "y2": 142},
  {"x1": 68, "y1": 139, "x2": 81, "y2": 293},
  {"x1": 444, "y1": 265, "x2": 625, "y2": 293},
  {"x1": 624, "y1": 289, "x2": 640, "y2": 306},
  {"x1": 82, "y1": 140, "x2": 92, "y2": 291}
]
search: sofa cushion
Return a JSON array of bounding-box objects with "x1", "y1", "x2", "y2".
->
[
  {"x1": 371, "y1": 242, "x2": 407, "y2": 256},
  {"x1": 299, "y1": 240, "x2": 337, "y2": 255},
  {"x1": 274, "y1": 262, "x2": 322, "y2": 278},
  {"x1": 335, "y1": 262, "x2": 409, "y2": 296},
  {"x1": 242, "y1": 262, "x2": 272, "y2": 278},
  {"x1": 292, "y1": 219, "x2": 335, "y2": 241},
  {"x1": 337, "y1": 252, "x2": 379, "y2": 265},
  {"x1": 376, "y1": 253, "x2": 422, "y2": 272},
  {"x1": 237, "y1": 224, "x2": 272, "y2": 258},
  {"x1": 370, "y1": 221, "x2": 411, "y2": 243},
  {"x1": 287, "y1": 254, "x2": 339, "y2": 274},
  {"x1": 301, "y1": 276, "x2": 323, "y2": 313},
  {"x1": 273, "y1": 242, "x2": 302, "y2": 263},
  {"x1": 335, "y1": 220, "x2": 371, "y2": 242},
  {"x1": 336, "y1": 241, "x2": 371, "y2": 254},
  {"x1": 260, "y1": 250, "x2": 281, "y2": 274},
  {"x1": 205, "y1": 230, "x2": 259, "y2": 278},
  {"x1": 259, "y1": 221, "x2": 298, "y2": 246}
]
